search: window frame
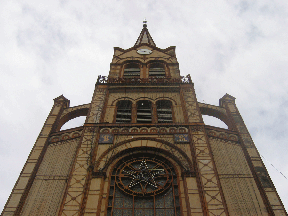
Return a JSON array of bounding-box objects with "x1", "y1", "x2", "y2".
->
[
  {"x1": 115, "y1": 100, "x2": 132, "y2": 124},
  {"x1": 123, "y1": 62, "x2": 141, "y2": 78},
  {"x1": 156, "y1": 100, "x2": 174, "y2": 124},
  {"x1": 148, "y1": 62, "x2": 166, "y2": 78}
]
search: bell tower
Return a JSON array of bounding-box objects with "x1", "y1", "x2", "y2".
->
[{"x1": 2, "y1": 22, "x2": 286, "y2": 216}]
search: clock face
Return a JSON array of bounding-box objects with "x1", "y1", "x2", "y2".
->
[
  {"x1": 114, "y1": 155, "x2": 174, "y2": 197},
  {"x1": 137, "y1": 49, "x2": 152, "y2": 55}
]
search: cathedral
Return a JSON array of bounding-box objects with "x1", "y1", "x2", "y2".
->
[{"x1": 2, "y1": 22, "x2": 287, "y2": 216}]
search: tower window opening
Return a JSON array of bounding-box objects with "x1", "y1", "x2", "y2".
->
[
  {"x1": 123, "y1": 63, "x2": 140, "y2": 78},
  {"x1": 137, "y1": 100, "x2": 152, "y2": 123},
  {"x1": 116, "y1": 100, "x2": 132, "y2": 123},
  {"x1": 157, "y1": 100, "x2": 173, "y2": 123},
  {"x1": 149, "y1": 63, "x2": 166, "y2": 77}
]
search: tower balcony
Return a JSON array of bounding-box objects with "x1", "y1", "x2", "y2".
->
[{"x1": 96, "y1": 75, "x2": 192, "y2": 85}]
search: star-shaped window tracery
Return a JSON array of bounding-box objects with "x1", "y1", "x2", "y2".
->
[
  {"x1": 124, "y1": 159, "x2": 164, "y2": 189},
  {"x1": 115, "y1": 156, "x2": 173, "y2": 196}
]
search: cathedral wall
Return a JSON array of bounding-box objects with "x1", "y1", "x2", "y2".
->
[
  {"x1": 20, "y1": 138, "x2": 79, "y2": 216},
  {"x1": 208, "y1": 135, "x2": 268, "y2": 215}
]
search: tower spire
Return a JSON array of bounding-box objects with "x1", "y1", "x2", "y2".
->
[{"x1": 134, "y1": 19, "x2": 156, "y2": 47}]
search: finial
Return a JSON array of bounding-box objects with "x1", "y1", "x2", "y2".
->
[{"x1": 143, "y1": 18, "x2": 147, "y2": 28}]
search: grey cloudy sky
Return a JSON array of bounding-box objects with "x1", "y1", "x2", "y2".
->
[{"x1": 1, "y1": 0, "x2": 288, "y2": 211}]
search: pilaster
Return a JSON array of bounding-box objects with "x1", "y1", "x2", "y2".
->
[
  {"x1": 181, "y1": 85, "x2": 228, "y2": 215},
  {"x1": 59, "y1": 85, "x2": 108, "y2": 216}
]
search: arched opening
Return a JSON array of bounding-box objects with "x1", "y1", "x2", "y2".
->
[
  {"x1": 199, "y1": 106, "x2": 233, "y2": 130},
  {"x1": 137, "y1": 100, "x2": 152, "y2": 123},
  {"x1": 123, "y1": 63, "x2": 140, "y2": 78},
  {"x1": 156, "y1": 100, "x2": 173, "y2": 123},
  {"x1": 107, "y1": 152, "x2": 180, "y2": 216},
  {"x1": 60, "y1": 116, "x2": 86, "y2": 130},
  {"x1": 115, "y1": 100, "x2": 132, "y2": 123},
  {"x1": 57, "y1": 107, "x2": 89, "y2": 131},
  {"x1": 149, "y1": 63, "x2": 166, "y2": 77},
  {"x1": 202, "y1": 115, "x2": 228, "y2": 129}
]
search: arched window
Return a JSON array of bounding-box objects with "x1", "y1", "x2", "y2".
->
[
  {"x1": 107, "y1": 153, "x2": 180, "y2": 216},
  {"x1": 137, "y1": 100, "x2": 152, "y2": 123},
  {"x1": 156, "y1": 100, "x2": 173, "y2": 123},
  {"x1": 116, "y1": 100, "x2": 132, "y2": 123},
  {"x1": 149, "y1": 63, "x2": 166, "y2": 77},
  {"x1": 123, "y1": 63, "x2": 140, "y2": 78}
]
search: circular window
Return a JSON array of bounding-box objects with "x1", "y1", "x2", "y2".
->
[{"x1": 113, "y1": 154, "x2": 175, "y2": 197}]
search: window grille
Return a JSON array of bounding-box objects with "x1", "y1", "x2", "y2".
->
[
  {"x1": 137, "y1": 100, "x2": 152, "y2": 123},
  {"x1": 149, "y1": 63, "x2": 165, "y2": 77},
  {"x1": 124, "y1": 63, "x2": 140, "y2": 78},
  {"x1": 156, "y1": 100, "x2": 173, "y2": 123},
  {"x1": 116, "y1": 100, "x2": 132, "y2": 123}
]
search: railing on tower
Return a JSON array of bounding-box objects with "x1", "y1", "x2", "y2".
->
[{"x1": 96, "y1": 74, "x2": 192, "y2": 85}]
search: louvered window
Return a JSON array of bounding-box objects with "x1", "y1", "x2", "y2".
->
[
  {"x1": 116, "y1": 100, "x2": 132, "y2": 123},
  {"x1": 149, "y1": 63, "x2": 165, "y2": 77},
  {"x1": 156, "y1": 100, "x2": 173, "y2": 123},
  {"x1": 123, "y1": 63, "x2": 140, "y2": 78},
  {"x1": 137, "y1": 100, "x2": 152, "y2": 123}
]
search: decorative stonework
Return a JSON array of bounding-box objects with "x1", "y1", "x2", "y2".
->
[
  {"x1": 49, "y1": 129, "x2": 83, "y2": 143},
  {"x1": 100, "y1": 126, "x2": 188, "y2": 134},
  {"x1": 182, "y1": 88, "x2": 201, "y2": 123},
  {"x1": 87, "y1": 87, "x2": 107, "y2": 123},
  {"x1": 206, "y1": 128, "x2": 239, "y2": 142},
  {"x1": 190, "y1": 128, "x2": 228, "y2": 215},
  {"x1": 190, "y1": 125, "x2": 204, "y2": 132}
]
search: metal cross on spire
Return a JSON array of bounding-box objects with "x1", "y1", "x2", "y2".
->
[{"x1": 143, "y1": 18, "x2": 147, "y2": 28}]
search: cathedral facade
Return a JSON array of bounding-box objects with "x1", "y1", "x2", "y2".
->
[{"x1": 2, "y1": 23, "x2": 286, "y2": 216}]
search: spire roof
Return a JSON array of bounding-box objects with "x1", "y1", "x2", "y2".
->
[{"x1": 134, "y1": 20, "x2": 156, "y2": 47}]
